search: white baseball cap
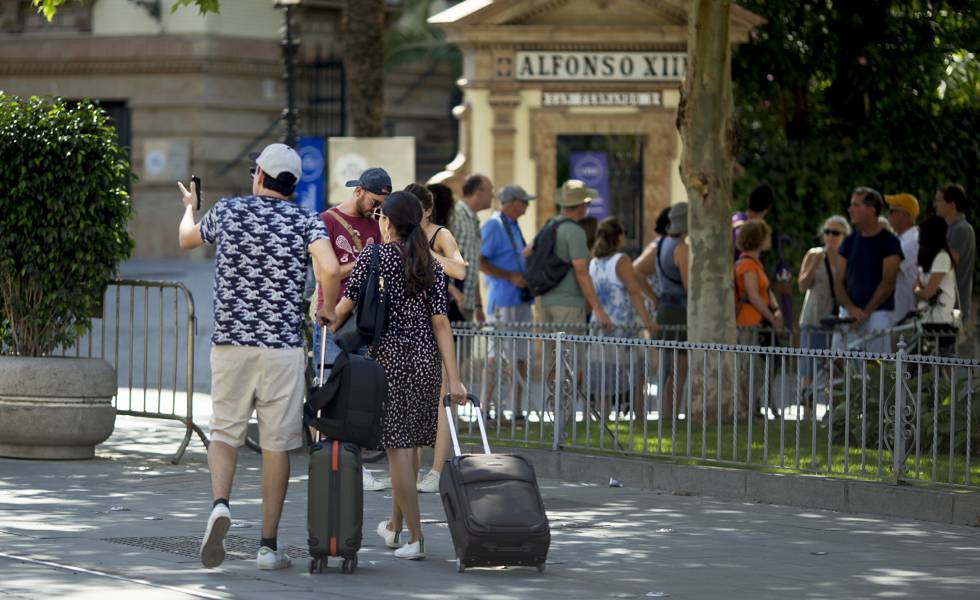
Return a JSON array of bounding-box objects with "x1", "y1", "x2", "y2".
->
[{"x1": 249, "y1": 143, "x2": 301, "y2": 182}]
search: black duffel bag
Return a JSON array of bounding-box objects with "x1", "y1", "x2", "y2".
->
[{"x1": 305, "y1": 349, "x2": 385, "y2": 450}]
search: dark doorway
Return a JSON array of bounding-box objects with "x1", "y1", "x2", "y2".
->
[{"x1": 556, "y1": 134, "x2": 644, "y2": 255}]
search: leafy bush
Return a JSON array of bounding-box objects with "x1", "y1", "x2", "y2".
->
[{"x1": 0, "y1": 94, "x2": 133, "y2": 356}]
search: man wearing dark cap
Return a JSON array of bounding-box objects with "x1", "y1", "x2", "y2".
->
[
  {"x1": 312, "y1": 167, "x2": 392, "y2": 492},
  {"x1": 176, "y1": 142, "x2": 341, "y2": 571}
]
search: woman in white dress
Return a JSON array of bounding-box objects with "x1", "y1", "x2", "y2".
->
[{"x1": 914, "y1": 215, "x2": 959, "y2": 356}]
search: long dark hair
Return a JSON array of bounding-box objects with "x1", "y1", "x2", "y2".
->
[
  {"x1": 592, "y1": 217, "x2": 624, "y2": 259},
  {"x1": 382, "y1": 191, "x2": 435, "y2": 296},
  {"x1": 404, "y1": 182, "x2": 433, "y2": 212},
  {"x1": 918, "y1": 215, "x2": 953, "y2": 272},
  {"x1": 427, "y1": 183, "x2": 454, "y2": 227}
]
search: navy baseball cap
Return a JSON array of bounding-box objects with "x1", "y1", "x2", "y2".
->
[{"x1": 345, "y1": 167, "x2": 392, "y2": 196}]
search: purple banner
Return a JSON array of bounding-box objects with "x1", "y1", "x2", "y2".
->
[{"x1": 570, "y1": 151, "x2": 610, "y2": 220}]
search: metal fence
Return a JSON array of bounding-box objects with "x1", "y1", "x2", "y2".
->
[
  {"x1": 55, "y1": 279, "x2": 208, "y2": 463},
  {"x1": 454, "y1": 319, "x2": 968, "y2": 358},
  {"x1": 451, "y1": 325, "x2": 980, "y2": 489}
]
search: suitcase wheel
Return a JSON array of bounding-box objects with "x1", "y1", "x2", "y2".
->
[
  {"x1": 309, "y1": 557, "x2": 325, "y2": 574},
  {"x1": 456, "y1": 558, "x2": 465, "y2": 574},
  {"x1": 537, "y1": 562, "x2": 546, "y2": 573},
  {"x1": 341, "y1": 556, "x2": 357, "y2": 574}
]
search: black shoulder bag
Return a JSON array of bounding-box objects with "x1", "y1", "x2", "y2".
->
[
  {"x1": 822, "y1": 251, "x2": 840, "y2": 320},
  {"x1": 335, "y1": 244, "x2": 390, "y2": 353},
  {"x1": 498, "y1": 215, "x2": 534, "y2": 303}
]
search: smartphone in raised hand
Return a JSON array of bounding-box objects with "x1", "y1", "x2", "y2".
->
[{"x1": 191, "y1": 175, "x2": 202, "y2": 211}]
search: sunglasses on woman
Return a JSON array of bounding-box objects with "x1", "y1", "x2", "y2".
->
[
  {"x1": 823, "y1": 229, "x2": 843, "y2": 237},
  {"x1": 372, "y1": 207, "x2": 384, "y2": 221}
]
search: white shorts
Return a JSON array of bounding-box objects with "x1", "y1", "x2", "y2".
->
[{"x1": 209, "y1": 345, "x2": 306, "y2": 452}]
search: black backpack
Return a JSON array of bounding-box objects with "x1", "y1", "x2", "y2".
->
[
  {"x1": 524, "y1": 218, "x2": 574, "y2": 297},
  {"x1": 305, "y1": 350, "x2": 385, "y2": 449}
]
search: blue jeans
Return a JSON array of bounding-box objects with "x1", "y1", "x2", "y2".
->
[
  {"x1": 800, "y1": 325, "x2": 830, "y2": 378},
  {"x1": 311, "y1": 324, "x2": 367, "y2": 382}
]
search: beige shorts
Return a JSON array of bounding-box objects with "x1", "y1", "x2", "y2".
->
[
  {"x1": 209, "y1": 345, "x2": 306, "y2": 452},
  {"x1": 540, "y1": 304, "x2": 587, "y2": 376}
]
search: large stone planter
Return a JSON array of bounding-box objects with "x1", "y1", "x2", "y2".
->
[{"x1": 0, "y1": 356, "x2": 116, "y2": 459}]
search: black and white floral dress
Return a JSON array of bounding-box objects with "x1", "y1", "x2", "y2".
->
[{"x1": 344, "y1": 242, "x2": 448, "y2": 448}]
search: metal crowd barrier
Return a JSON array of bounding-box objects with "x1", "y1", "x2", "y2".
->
[
  {"x1": 57, "y1": 279, "x2": 208, "y2": 464},
  {"x1": 451, "y1": 325, "x2": 980, "y2": 489}
]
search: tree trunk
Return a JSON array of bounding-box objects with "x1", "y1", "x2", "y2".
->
[
  {"x1": 343, "y1": 0, "x2": 385, "y2": 137},
  {"x1": 680, "y1": 0, "x2": 737, "y2": 346},
  {"x1": 679, "y1": 1, "x2": 738, "y2": 421}
]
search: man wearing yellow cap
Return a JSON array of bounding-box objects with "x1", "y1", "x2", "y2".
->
[{"x1": 885, "y1": 193, "x2": 920, "y2": 323}]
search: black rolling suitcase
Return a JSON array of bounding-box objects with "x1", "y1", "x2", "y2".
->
[
  {"x1": 439, "y1": 394, "x2": 550, "y2": 573},
  {"x1": 305, "y1": 333, "x2": 364, "y2": 575}
]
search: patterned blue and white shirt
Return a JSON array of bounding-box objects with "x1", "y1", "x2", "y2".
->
[{"x1": 200, "y1": 195, "x2": 328, "y2": 349}]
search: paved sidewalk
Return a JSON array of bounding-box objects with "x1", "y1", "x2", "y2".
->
[{"x1": 2, "y1": 416, "x2": 980, "y2": 600}]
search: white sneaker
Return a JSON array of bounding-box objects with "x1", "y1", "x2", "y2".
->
[
  {"x1": 363, "y1": 467, "x2": 388, "y2": 491},
  {"x1": 394, "y1": 538, "x2": 425, "y2": 560},
  {"x1": 376, "y1": 519, "x2": 401, "y2": 549},
  {"x1": 416, "y1": 469, "x2": 441, "y2": 493},
  {"x1": 256, "y1": 546, "x2": 291, "y2": 570},
  {"x1": 200, "y1": 504, "x2": 231, "y2": 568}
]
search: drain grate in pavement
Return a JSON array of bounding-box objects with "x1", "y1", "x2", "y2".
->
[{"x1": 102, "y1": 535, "x2": 311, "y2": 561}]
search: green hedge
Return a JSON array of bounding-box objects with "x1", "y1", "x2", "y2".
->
[{"x1": 0, "y1": 95, "x2": 133, "y2": 356}]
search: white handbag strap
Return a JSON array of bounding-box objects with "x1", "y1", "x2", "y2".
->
[{"x1": 318, "y1": 324, "x2": 327, "y2": 384}]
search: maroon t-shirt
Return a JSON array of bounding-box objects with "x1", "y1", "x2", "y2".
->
[{"x1": 317, "y1": 207, "x2": 381, "y2": 309}]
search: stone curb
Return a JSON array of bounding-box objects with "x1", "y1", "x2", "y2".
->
[{"x1": 455, "y1": 443, "x2": 980, "y2": 528}]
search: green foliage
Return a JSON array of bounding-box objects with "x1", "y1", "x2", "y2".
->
[
  {"x1": 31, "y1": 0, "x2": 219, "y2": 21},
  {"x1": 169, "y1": 0, "x2": 220, "y2": 15},
  {"x1": 384, "y1": 0, "x2": 461, "y2": 73},
  {"x1": 0, "y1": 95, "x2": 133, "y2": 356},
  {"x1": 732, "y1": 1, "x2": 980, "y2": 289}
]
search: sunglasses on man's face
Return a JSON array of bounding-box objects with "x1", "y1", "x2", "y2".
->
[{"x1": 823, "y1": 229, "x2": 844, "y2": 237}]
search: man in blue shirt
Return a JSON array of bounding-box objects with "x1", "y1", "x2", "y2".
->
[{"x1": 479, "y1": 184, "x2": 534, "y2": 420}]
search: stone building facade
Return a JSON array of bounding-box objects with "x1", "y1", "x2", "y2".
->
[
  {"x1": 0, "y1": 0, "x2": 457, "y2": 258},
  {"x1": 430, "y1": 0, "x2": 761, "y2": 250}
]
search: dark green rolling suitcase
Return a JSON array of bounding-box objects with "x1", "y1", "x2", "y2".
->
[{"x1": 307, "y1": 438, "x2": 362, "y2": 574}]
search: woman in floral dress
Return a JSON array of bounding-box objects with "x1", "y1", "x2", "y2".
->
[{"x1": 333, "y1": 190, "x2": 466, "y2": 560}]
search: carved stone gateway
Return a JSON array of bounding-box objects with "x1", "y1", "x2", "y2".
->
[{"x1": 429, "y1": 0, "x2": 762, "y2": 241}]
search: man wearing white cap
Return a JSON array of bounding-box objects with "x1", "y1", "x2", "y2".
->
[{"x1": 177, "y1": 143, "x2": 341, "y2": 571}]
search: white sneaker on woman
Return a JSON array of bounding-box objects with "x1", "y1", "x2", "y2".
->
[
  {"x1": 376, "y1": 519, "x2": 401, "y2": 549},
  {"x1": 394, "y1": 538, "x2": 425, "y2": 560},
  {"x1": 363, "y1": 467, "x2": 388, "y2": 491},
  {"x1": 416, "y1": 469, "x2": 441, "y2": 493}
]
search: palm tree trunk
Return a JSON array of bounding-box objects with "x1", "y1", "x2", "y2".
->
[{"x1": 343, "y1": 0, "x2": 385, "y2": 137}]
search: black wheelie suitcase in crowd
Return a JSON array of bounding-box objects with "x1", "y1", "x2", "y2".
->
[
  {"x1": 307, "y1": 437, "x2": 363, "y2": 574},
  {"x1": 439, "y1": 394, "x2": 550, "y2": 573}
]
